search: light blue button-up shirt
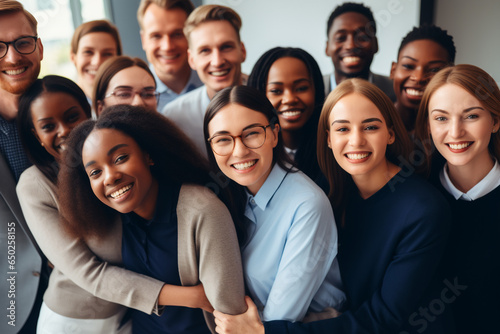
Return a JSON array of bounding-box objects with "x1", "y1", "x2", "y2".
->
[
  {"x1": 151, "y1": 65, "x2": 203, "y2": 111},
  {"x1": 242, "y1": 164, "x2": 345, "y2": 321}
]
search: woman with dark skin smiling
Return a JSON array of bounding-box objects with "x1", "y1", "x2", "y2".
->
[
  {"x1": 58, "y1": 105, "x2": 246, "y2": 334},
  {"x1": 16, "y1": 76, "x2": 214, "y2": 333},
  {"x1": 416, "y1": 64, "x2": 500, "y2": 333},
  {"x1": 214, "y1": 80, "x2": 452, "y2": 334},
  {"x1": 248, "y1": 47, "x2": 325, "y2": 188},
  {"x1": 390, "y1": 25, "x2": 455, "y2": 133}
]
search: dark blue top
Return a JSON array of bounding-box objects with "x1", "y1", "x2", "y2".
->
[
  {"x1": 264, "y1": 172, "x2": 453, "y2": 334},
  {"x1": 121, "y1": 181, "x2": 210, "y2": 334},
  {"x1": 0, "y1": 116, "x2": 31, "y2": 181},
  {"x1": 431, "y1": 171, "x2": 500, "y2": 334}
]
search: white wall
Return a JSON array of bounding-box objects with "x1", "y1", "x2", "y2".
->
[
  {"x1": 204, "y1": 0, "x2": 420, "y2": 77},
  {"x1": 435, "y1": 0, "x2": 500, "y2": 83}
]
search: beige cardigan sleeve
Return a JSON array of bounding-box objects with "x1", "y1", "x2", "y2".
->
[
  {"x1": 176, "y1": 184, "x2": 247, "y2": 315},
  {"x1": 16, "y1": 166, "x2": 164, "y2": 315}
]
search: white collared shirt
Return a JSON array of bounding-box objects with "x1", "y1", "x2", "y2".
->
[{"x1": 440, "y1": 159, "x2": 500, "y2": 201}]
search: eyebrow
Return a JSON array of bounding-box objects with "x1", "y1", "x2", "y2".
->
[
  {"x1": 331, "y1": 117, "x2": 383, "y2": 126},
  {"x1": 210, "y1": 123, "x2": 266, "y2": 137},
  {"x1": 430, "y1": 106, "x2": 485, "y2": 114},
  {"x1": 111, "y1": 85, "x2": 156, "y2": 91},
  {"x1": 84, "y1": 143, "x2": 128, "y2": 168},
  {"x1": 267, "y1": 78, "x2": 311, "y2": 86},
  {"x1": 36, "y1": 106, "x2": 81, "y2": 123},
  {"x1": 401, "y1": 56, "x2": 448, "y2": 64}
]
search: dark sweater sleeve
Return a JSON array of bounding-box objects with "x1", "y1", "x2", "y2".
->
[{"x1": 264, "y1": 185, "x2": 451, "y2": 334}]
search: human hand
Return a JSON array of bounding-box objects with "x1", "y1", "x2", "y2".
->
[
  {"x1": 214, "y1": 296, "x2": 265, "y2": 334},
  {"x1": 191, "y1": 283, "x2": 214, "y2": 313}
]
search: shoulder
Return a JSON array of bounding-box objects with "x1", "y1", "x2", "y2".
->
[
  {"x1": 162, "y1": 85, "x2": 206, "y2": 115},
  {"x1": 17, "y1": 166, "x2": 56, "y2": 197},
  {"x1": 371, "y1": 72, "x2": 396, "y2": 101},
  {"x1": 177, "y1": 183, "x2": 230, "y2": 219}
]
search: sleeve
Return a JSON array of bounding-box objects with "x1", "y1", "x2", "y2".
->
[
  {"x1": 262, "y1": 191, "x2": 342, "y2": 322},
  {"x1": 177, "y1": 185, "x2": 247, "y2": 315},
  {"x1": 263, "y1": 193, "x2": 451, "y2": 333},
  {"x1": 16, "y1": 169, "x2": 165, "y2": 315}
]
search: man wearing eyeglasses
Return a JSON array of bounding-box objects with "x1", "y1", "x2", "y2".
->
[{"x1": 0, "y1": 1, "x2": 46, "y2": 333}]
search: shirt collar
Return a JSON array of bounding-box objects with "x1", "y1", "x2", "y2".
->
[
  {"x1": 150, "y1": 64, "x2": 202, "y2": 96},
  {"x1": 440, "y1": 159, "x2": 500, "y2": 201},
  {"x1": 247, "y1": 164, "x2": 288, "y2": 210}
]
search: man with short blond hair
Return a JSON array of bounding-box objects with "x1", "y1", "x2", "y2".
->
[
  {"x1": 162, "y1": 4, "x2": 246, "y2": 156},
  {"x1": 0, "y1": 1, "x2": 46, "y2": 333},
  {"x1": 138, "y1": 0, "x2": 202, "y2": 110}
]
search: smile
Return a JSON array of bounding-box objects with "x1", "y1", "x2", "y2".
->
[
  {"x1": 279, "y1": 109, "x2": 302, "y2": 117},
  {"x1": 210, "y1": 69, "x2": 230, "y2": 77},
  {"x1": 232, "y1": 160, "x2": 256, "y2": 170},
  {"x1": 342, "y1": 56, "x2": 361, "y2": 65},
  {"x1": 4, "y1": 67, "x2": 27, "y2": 75},
  {"x1": 405, "y1": 88, "x2": 423, "y2": 97},
  {"x1": 447, "y1": 142, "x2": 472, "y2": 150},
  {"x1": 110, "y1": 184, "x2": 133, "y2": 199},
  {"x1": 345, "y1": 152, "x2": 371, "y2": 160}
]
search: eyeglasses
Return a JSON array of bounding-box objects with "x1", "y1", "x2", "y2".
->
[
  {"x1": 0, "y1": 36, "x2": 38, "y2": 59},
  {"x1": 208, "y1": 125, "x2": 272, "y2": 156},
  {"x1": 104, "y1": 88, "x2": 159, "y2": 104}
]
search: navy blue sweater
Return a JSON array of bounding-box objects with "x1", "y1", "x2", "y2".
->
[{"x1": 265, "y1": 172, "x2": 452, "y2": 334}]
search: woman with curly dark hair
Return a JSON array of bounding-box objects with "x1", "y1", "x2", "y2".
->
[{"x1": 58, "y1": 104, "x2": 246, "y2": 333}]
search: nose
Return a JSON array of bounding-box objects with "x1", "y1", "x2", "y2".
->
[
  {"x1": 131, "y1": 92, "x2": 146, "y2": 106},
  {"x1": 409, "y1": 67, "x2": 426, "y2": 84},
  {"x1": 349, "y1": 128, "x2": 366, "y2": 147},
  {"x1": 210, "y1": 49, "x2": 224, "y2": 67},
  {"x1": 344, "y1": 34, "x2": 356, "y2": 50},
  {"x1": 232, "y1": 136, "x2": 250, "y2": 157},
  {"x1": 58, "y1": 123, "x2": 71, "y2": 138},
  {"x1": 91, "y1": 53, "x2": 102, "y2": 66},
  {"x1": 104, "y1": 166, "x2": 122, "y2": 186},
  {"x1": 160, "y1": 35, "x2": 173, "y2": 50},
  {"x1": 3, "y1": 44, "x2": 23, "y2": 63},
  {"x1": 282, "y1": 88, "x2": 297, "y2": 104},
  {"x1": 449, "y1": 118, "x2": 464, "y2": 138}
]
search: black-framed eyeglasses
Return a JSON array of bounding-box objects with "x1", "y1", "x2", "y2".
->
[
  {"x1": 0, "y1": 36, "x2": 38, "y2": 59},
  {"x1": 104, "y1": 88, "x2": 159, "y2": 104},
  {"x1": 207, "y1": 125, "x2": 272, "y2": 156}
]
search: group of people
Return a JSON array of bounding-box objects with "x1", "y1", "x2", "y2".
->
[{"x1": 1, "y1": 1, "x2": 498, "y2": 334}]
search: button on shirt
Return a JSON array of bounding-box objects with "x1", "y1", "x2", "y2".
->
[
  {"x1": 440, "y1": 159, "x2": 500, "y2": 201},
  {"x1": 0, "y1": 116, "x2": 31, "y2": 181},
  {"x1": 152, "y1": 65, "x2": 203, "y2": 111},
  {"x1": 242, "y1": 164, "x2": 345, "y2": 322},
  {"x1": 121, "y1": 182, "x2": 209, "y2": 334}
]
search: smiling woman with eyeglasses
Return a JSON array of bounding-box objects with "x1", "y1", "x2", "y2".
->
[
  {"x1": 93, "y1": 56, "x2": 158, "y2": 116},
  {"x1": 203, "y1": 85, "x2": 345, "y2": 323}
]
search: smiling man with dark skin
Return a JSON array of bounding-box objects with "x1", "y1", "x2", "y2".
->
[{"x1": 324, "y1": 2, "x2": 395, "y2": 101}]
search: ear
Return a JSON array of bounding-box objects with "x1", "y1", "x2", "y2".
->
[
  {"x1": 492, "y1": 116, "x2": 500, "y2": 133},
  {"x1": 187, "y1": 49, "x2": 196, "y2": 70},
  {"x1": 271, "y1": 123, "x2": 280, "y2": 148},
  {"x1": 372, "y1": 36, "x2": 379, "y2": 54},
  {"x1": 96, "y1": 100, "x2": 104, "y2": 117},
  {"x1": 387, "y1": 128, "x2": 396, "y2": 145},
  {"x1": 31, "y1": 128, "x2": 42, "y2": 146},
  {"x1": 389, "y1": 61, "x2": 397, "y2": 80},
  {"x1": 326, "y1": 129, "x2": 332, "y2": 148},
  {"x1": 240, "y1": 42, "x2": 247, "y2": 63},
  {"x1": 38, "y1": 38, "x2": 44, "y2": 61},
  {"x1": 140, "y1": 30, "x2": 146, "y2": 51},
  {"x1": 325, "y1": 40, "x2": 332, "y2": 57}
]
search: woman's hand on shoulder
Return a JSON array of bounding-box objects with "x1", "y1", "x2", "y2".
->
[{"x1": 214, "y1": 296, "x2": 264, "y2": 334}]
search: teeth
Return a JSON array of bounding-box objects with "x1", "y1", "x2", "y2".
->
[
  {"x1": 87, "y1": 70, "x2": 97, "y2": 76},
  {"x1": 4, "y1": 68, "x2": 26, "y2": 75},
  {"x1": 281, "y1": 110, "x2": 301, "y2": 117},
  {"x1": 449, "y1": 142, "x2": 471, "y2": 150},
  {"x1": 346, "y1": 153, "x2": 369, "y2": 160},
  {"x1": 161, "y1": 54, "x2": 178, "y2": 60},
  {"x1": 233, "y1": 160, "x2": 256, "y2": 170},
  {"x1": 406, "y1": 88, "x2": 423, "y2": 97},
  {"x1": 57, "y1": 143, "x2": 67, "y2": 152},
  {"x1": 211, "y1": 70, "x2": 230, "y2": 77},
  {"x1": 343, "y1": 56, "x2": 360, "y2": 64},
  {"x1": 110, "y1": 184, "x2": 132, "y2": 199}
]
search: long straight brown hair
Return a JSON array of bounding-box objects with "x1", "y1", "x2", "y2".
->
[{"x1": 317, "y1": 79, "x2": 412, "y2": 215}]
